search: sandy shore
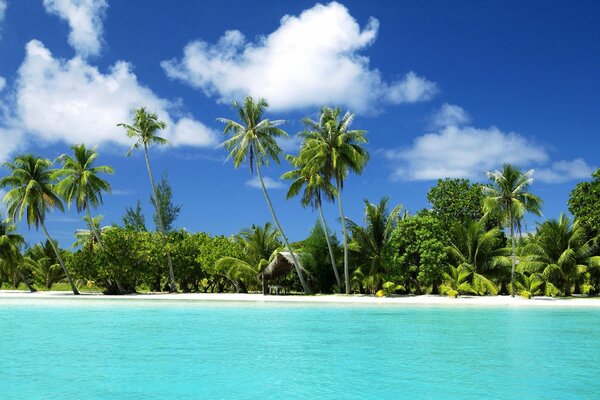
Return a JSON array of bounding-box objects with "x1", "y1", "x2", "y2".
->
[{"x1": 1, "y1": 290, "x2": 600, "y2": 307}]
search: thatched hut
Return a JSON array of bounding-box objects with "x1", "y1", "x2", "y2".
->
[{"x1": 261, "y1": 252, "x2": 302, "y2": 295}]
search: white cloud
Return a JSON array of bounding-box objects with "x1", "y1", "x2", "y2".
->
[
  {"x1": 385, "y1": 125, "x2": 548, "y2": 181},
  {"x1": 536, "y1": 159, "x2": 596, "y2": 183},
  {"x1": 43, "y1": 0, "x2": 108, "y2": 58},
  {"x1": 431, "y1": 103, "x2": 470, "y2": 128},
  {"x1": 1, "y1": 40, "x2": 217, "y2": 158},
  {"x1": 246, "y1": 176, "x2": 283, "y2": 189},
  {"x1": 0, "y1": 1, "x2": 6, "y2": 32},
  {"x1": 162, "y1": 1, "x2": 436, "y2": 113},
  {"x1": 0, "y1": 76, "x2": 5, "y2": 91},
  {"x1": 277, "y1": 134, "x2": 303, "y2": 153}
]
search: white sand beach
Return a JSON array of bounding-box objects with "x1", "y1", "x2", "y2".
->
[{"x1": 1, "y1": 290, "x2": 600, "y2": 307}]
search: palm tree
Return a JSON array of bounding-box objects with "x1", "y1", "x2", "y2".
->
[
  {"x1": 218, "y1": 96, "x2": 310, "y2": 294},
  {"x1": 215, "y1": 223, "x2": 281, "y2": 293},
  {"x1": 25, "y1": 240, "x2": 66, "y2": 289},
  {"x1": 345, "y1": 197, "x2": 402, "y2": 293},
  {"x1": 282, "y1": 154, "x2": 342, "y2": 291},
  {"x1": 0, "y1": 216, "x2": 36, "y2": 292},
  {"x1": 299, "y1": 107, "x2": 369, "y2": 293},
  {"x1": 118, "y1": 107, "x2": 177, "y2": 292},
  {"x1": 73, "y1": 214, "x2": 113, "y2": 250},
  {"x1": 0, "y1": 154, "x2": 79, "y2": 294},
  {"x1": 54, "y1": 144, "x2": 114, "y2": 250},
  {"x1": 483, "y1": 164, "x2": 542, "y2": 297},
  {"x1": 445, "y1": 220, "x2": 506, "y2": 295},
  {"x1": 519, "y1": 214, "x2": 600, "y2": 296}
]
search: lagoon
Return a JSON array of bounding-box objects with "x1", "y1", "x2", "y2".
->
[{"x1": 1, "y1": 297, "x2": 599, "y2": 399}]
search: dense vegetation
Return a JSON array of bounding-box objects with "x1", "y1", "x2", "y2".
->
[{"x1": 1, "y1": 98, "x2": 599, "y2": 297}]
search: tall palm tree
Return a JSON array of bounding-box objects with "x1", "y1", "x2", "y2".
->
[
  {"x1": 0, "y1": 154, "x2": 79, "y2": 294},
  {"x1": 54, "y1": 144, "x2": 114, "y2": 251},
  {"x1": 0, "y1": 216, "x2": 36, "y2": 292},
  {"x1": 345, "y1": 197, "x2": 402, "y2": 292},
  {"x1": 300, "y1": 107, "x2": 369, "y2": 293},
  {"x1": 520, "y1": 214, "x2": 600, "y2": 296},
  {"x1": 483, "y1": 164, "x2": 542, "y2": 297},
  {"x1": 282, "y1": 154, "x2": 342, "y2": 291},
  {"x1": 118, "y1": 107, "x2": 177, "y2": 292},
  {"x1": 217, "y1": 96, "x2": 310, "y2": 294}
]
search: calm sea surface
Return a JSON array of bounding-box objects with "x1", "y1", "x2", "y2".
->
[{"x1": 1, "y1": 298, "x2": 599, "y2": 399}]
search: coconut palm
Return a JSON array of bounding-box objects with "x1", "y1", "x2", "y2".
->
[
  {"x1": 445, "y1": 220, "x2": 506, "y2": 295},
  {"x1": 118, "y1": 107, "x2": 177, "y2": 292},
  {"x1": 519, "y1": 213, "x2": 600, "y2": 296},
  {"x1": 0, "y1": 216, "x2": 35, "y2": 292},
  {"x1": 218, "y1": 96, "x2": 310, "y2": 294},
  {"x1": 483, "y1": 164, "x2": 542, "y2": 297},
  {"x1": 215, "y1": 223, "x2": 281, "y2": 293},
  {"x1": 345, "y1": 197, "x2": 402, "y2": 293},
  {"x1": 440, "y1": 265, "x2": 477, "y2": 297},
  {"x1": 73, "y1": 214, "x2": 113, "y2": 250},
  {"x1": 282, "y1": 154, "x2": 341, "y2": 291},
  {"x1": 514, "y1": 272, "x2": 546, "y2": 298},
  {"x1": 0, "y1": 154, "x2": 79, "y2": 294},
  {"x1": 299, "y1": 107, "x2": 369, "y2": 293},
  {"x1": 25, "y1": 240, "x2": 66, "y2": 289},
  {"x1": 54, "y1": 144, "x2": 113, "y2": 248}
]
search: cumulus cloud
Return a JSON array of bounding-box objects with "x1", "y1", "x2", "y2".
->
[
  {"x1": 43, "y1": 0, "x2": 108, "y2": 58},
  {"x1": 246, "y1": 176, "x2": 283, "y2": 189},
  {"x1": 385, "y1": 125, "x2": 548, "y2": 181},
  {"x1": 430, "y1": 103, "x2": 470, "y2": 128},
  {"x1": 536, "y1": 159, "x2": 596, "y2": 183},
  {"x1": 162, "y1": 1, "x2": 436, "y2": 113},
  {"x1": 0, "y1": 40, "x2": 217, "y2": 163},
  {"x1": 0, "y1": 1, "x2": 6, "y2": 31}
]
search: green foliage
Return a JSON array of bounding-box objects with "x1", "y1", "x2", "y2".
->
[
  {"x1": 122, "y1": 200, "x2": 147, "y2": 232},
  {"x1": 568, "y1": 168, "x2": 600, "y2": 237},
  {"x1": 300, "y1": 221, "x2": 341, "y2": 293},
  {"x1": 25, "y1": 240, "x2": 68, "y2": 289},
  {"x1": 389, "y1": 212, "x2": 447, "y2": 294},
  {"x1": 427, "y1": 178, "x2": 487, "y2": 226},
  {"x1": 151, "y1": 172, "x2": 181, "y2": 232}
]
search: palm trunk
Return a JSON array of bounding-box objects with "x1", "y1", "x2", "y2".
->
[
  {"x1": 40, "y1": 220, "x2": 79, "y2": 295},
  {"x1": 255, "y1": 161, "x2": 310, "y2": 294},
  {"x1": 86, "y1": 206, "x2": 126, "y2": 294},
  {"x1": 144, "y1": 145, "x2": 177, "y2": 292},
  {"x1": 509, "y1": 210, "x2": 516, "y2": 298},
  {"x1": 15, "y1": 268, "x2": 36, "y2": 292},
  {"x1": 336, "y1": 180, "x2": 350, "y2": 294},
  {"x1": 317, "y1": 200, "x2": 342, "y2": 292}
]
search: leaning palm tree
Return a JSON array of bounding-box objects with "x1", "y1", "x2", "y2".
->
[
  {"x1": 483, "y1": 164, "x2": 542, "y2": 297},
  {"x1": 54, "y1": 144, "x2": 114, "y2": 250},
  {"x1": 519, "y1": 214, "x2": 600, "y2": 296},
  {"x1": 345, "y1": 197, "x2": 402, "y2": 293},
  {"x1": 0, "y1": 154, "x2": 79, "y2": 294},
  {"x1": 282, "y1": 154, "x2": 342, "y2": 291},
  {"x1": 217, "y1": 96, "x2": 310, "y2": 294},
  {"x1": 0, "y1": 216, "x2": 36, "y2": 292},
  {"x1": 118, "y1": 107, "x2": 177, "y2": 292},
  {"x1": 300, "y1": 107, "x2": 369, "y2": 293}
]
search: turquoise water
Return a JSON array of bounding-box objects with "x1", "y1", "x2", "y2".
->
[{"x1": 1, "y1": 298, "x2": 600, "y2": 399}]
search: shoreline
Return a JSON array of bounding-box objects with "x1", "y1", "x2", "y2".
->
[{"x1": 1, "y1": 290, "x2": 600, "y2": 307}]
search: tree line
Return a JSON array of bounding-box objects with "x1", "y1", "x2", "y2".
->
[{"x1": 1, "y1": 97, "x2": 599, "y2": 296}]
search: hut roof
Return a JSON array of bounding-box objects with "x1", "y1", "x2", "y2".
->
[{"x1": 262, "y1": 252, "x2": 304, "y2": 281}]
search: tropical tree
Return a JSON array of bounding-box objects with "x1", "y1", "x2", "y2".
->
[
  {"x1": 568, "y1": 168, "x2": 600, "y2": 237},
  {"x1": 218, "y1": 96, "x2": 310, "y2": 294},
  {"x1": 73, "y1": 214, "x2": 112, "y2": 250},
  {"x1": 54, "y1": 144, "x2": 114, "y2": 250},
  {"x1": 215, "y1": 223, "x2": 281, "y2": 293},
  {"x1": 118, "y1": 107, "x2": 177, "y2": 292},
  {"x1": 483, "y1": 164, "x2": 542, "y2": 297},
  {"x1": 440, "y1": 265, "x2": 477, "y2": 297},
  {"x1": 122, "y1": 200, "x2": 147, "y2": 232},
  {"x1": 0, "y1": 216, "x2": 35, "y2": 292},
  {"x1": 0, "y1": 154, "x2": 79, "y2": 294},
  {"x1": 299, "y1": 106, "x2": 369, "y2": 293},
  {"x1": 346, "y1": 197, "x2": 402, "y2": 293},
  {"x1": 282, "y1": 154, "x2": 341, "y2": 291},
  {"x1": 25, "y1": 240, "x2": 66, "y2": 290},
  {"x1": 519, "y1": 214, "x2": 600, "y2": 296},
  {"x1": 445, "y1": 220, "x2": 507, "y2": 295}
]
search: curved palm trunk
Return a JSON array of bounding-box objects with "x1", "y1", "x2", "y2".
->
[
  {"x1": 86, "y1": 206, "x2": 126, "y2": 294},
  {"x1": 509, "y1": 211, "x2": 516, "y2": 298},
  {"x1": 143, "y1": 145, "x2": 177, "y2": 292},
  {"x1": 15, "y1": 268, "x2": 36, "y2": 292},
  {"x1": 336, "y1": 181, "x2": 350, "y2": 294},
  {"x1": 317, "y1": 200, "x2": 342, "y2": 292},
  {"x1": 40, "y1": 221, "x2": 79, "y2": 295},
  {"x1": 255, "y1": 161, "x2": 310, "y2": 294}
]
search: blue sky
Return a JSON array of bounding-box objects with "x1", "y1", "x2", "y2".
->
[{"x1": 0, "y1": 0, "x2": 598, "y2": 247}]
